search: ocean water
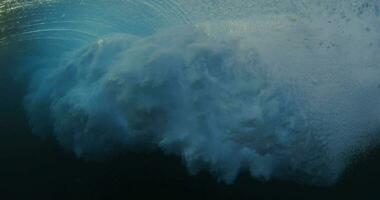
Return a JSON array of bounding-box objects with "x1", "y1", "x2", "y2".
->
[{"x1": 1, "y1": 0, "x2": 380, "y2": 199}]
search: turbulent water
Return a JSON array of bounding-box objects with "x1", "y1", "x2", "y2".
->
[{"x1": 1, "y1": 0, "x2": 380, "y2": 186}]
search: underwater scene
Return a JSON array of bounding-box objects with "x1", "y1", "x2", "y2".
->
[{"x1": 1, "y1": 0, "x2": 380, "y2": 199}]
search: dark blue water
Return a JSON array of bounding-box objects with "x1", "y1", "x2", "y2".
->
[{"x1": 1, "y1": 1, "x2": 380, "y2": 199}]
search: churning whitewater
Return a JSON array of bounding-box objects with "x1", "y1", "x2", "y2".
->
[{"x1": 13, "y1": 0, "x2": 380, "y2": 185}]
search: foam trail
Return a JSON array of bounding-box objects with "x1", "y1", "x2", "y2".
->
[{"x1": 2, "y1": 0, "x2": 380, "y2": 185}]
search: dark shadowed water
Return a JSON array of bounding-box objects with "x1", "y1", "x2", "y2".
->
[{"x1": 1, "y1": 1, "x2": 380, "y2": 199}]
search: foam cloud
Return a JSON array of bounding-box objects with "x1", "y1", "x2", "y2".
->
[{"x1": 25, "y1": 14, "x2": 380, "y2": 185}]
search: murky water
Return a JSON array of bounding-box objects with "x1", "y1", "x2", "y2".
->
[{"x1": 1, "y1": 1, "x2": 380, "y2": 199}]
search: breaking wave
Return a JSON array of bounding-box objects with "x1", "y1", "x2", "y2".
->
[{"x1": 2, "y1": 0, "x2": 379, "y2": 185}]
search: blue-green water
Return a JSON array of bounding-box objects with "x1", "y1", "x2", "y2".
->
[{"x1": 1, "y1": 1, "x2": 380, "y2": 199}]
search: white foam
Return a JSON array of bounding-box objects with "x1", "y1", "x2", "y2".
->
[{"x1": 22, "y1": 1, "x2": 380, "y2": 185}]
